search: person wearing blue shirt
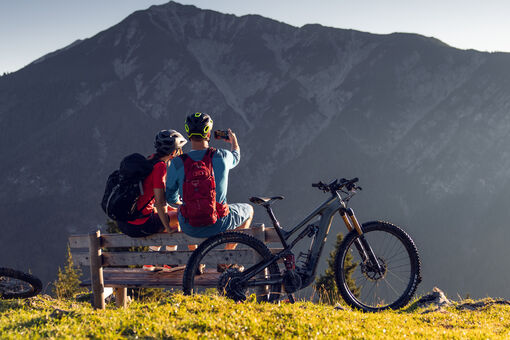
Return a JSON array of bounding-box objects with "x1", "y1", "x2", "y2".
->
[{"x1": 166, "y1": 112, "x2": 253, "y2": 248}]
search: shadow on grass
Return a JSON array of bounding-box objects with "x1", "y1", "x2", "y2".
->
[
  {"x1": 0, "y1": 299, "x2": 30, "y2": 312},
  {"x1": 0, "y1": 314, "x2": 53, "y2": 334}
]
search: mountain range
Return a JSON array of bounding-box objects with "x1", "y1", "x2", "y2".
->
[{"x1": 1, "y1": 1, "x2": 510, "y2": 298}]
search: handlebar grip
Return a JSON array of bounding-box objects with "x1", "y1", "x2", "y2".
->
[
  {"x1": 344, "y1": 177, "x2": 359, "y2": 190},
  {"x1": 312, "y1": 183, "x2": 321, "y2": 187}
]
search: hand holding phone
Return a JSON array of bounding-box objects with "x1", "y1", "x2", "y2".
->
[{"x1": 214, "y1": 130, "x2": 230, "y2": 140}]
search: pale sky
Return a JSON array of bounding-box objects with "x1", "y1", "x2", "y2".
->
[{"x1": 1, "y1": 0, "x2": 509, "y2": 75}]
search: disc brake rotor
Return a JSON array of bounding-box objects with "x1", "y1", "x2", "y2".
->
[{"x1": 360, "y1": 257, "x2": 387, "y2": 281}]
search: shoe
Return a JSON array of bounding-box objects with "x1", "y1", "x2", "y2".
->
[
  {"x1": 144, "y1": 265, "x2": 181, "y2": 272},
  {"x1": 217, "y1": 264, "x2": 245, "y2": 273},
  {"x1": 196, "y1": 264, "x2": 206, "y2": 275},
  {"x1": 143, "y1": 265, "x2": 162, "y2": 272}
]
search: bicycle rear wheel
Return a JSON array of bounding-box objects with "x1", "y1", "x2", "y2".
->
[
  {"x1": 182, "y1": 232, "x2": 281, "y2": 302},
  {"x1": 334, "y1": 221, "x2": 421, "y2": 312},
  {"x1": 0, "y1": 268, "x2": 42, "y2": 299}
]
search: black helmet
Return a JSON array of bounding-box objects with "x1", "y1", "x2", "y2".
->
[
  {"x1": 184, "y1": 112, "x2": 213, "y2": 139},
  {"x1": 154, "y1": 129, "x2": 187, "y2": 155}
]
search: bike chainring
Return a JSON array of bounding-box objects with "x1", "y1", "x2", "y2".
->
[
  {"x1": 217, "y1": 268, "x2": 247, "y2": 302},
  {"x1": 360, "y1": 257, "x2": 387, "y2": 281}
]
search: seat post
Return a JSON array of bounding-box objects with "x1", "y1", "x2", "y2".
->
[{"x1": 264, "y1": 204, "x2": 289, "y2": 248}]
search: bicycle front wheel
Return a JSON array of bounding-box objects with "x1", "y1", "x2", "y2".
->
[
  {"x1": 334, "y1": 221, "x2": 421, "y2": 312},
  {"x1": 182, "y1": 232, "x2": 281, "y2": 302},
  {"x1": 0, "y1": 268, "x2": 42, "y2": 299}
]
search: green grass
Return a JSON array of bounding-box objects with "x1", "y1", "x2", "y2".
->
[{"x1": 1, "y1": 293, "x2": 509, "y2": 339}]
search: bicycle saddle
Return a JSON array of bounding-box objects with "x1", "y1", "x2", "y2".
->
[{"x1": 249, "y1": 196, "x2": 284, "y2": 206}]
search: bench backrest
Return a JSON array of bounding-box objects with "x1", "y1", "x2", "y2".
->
[{"x1": 69, "y1": 225, "x2": 281, "y2": 268}]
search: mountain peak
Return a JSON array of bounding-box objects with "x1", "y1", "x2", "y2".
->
[{"x1": 148, "y1": 0, "x2": 202, "y2": 15}]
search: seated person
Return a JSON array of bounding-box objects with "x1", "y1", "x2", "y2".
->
[
  {"x1": 118, "y1": 130, "x2": 186, "y2": 238},
  {"x1": 166, "y1": 112, "x2": 253, "y2": 249}
]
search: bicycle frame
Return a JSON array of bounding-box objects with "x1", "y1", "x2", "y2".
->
[{"x1": 241, "y1": 190, "x2": 368, "y2": 289}]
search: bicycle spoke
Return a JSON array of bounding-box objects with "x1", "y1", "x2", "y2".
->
[
  {"x1": 382, "y1": 277, "x2": 400, "y2": 298},
  {"x1": 386, "y1": 269, "x2": 409, "y2": 284},
  {"x1": 384, "y1": 250, "x2": 408, "y2": 263}
]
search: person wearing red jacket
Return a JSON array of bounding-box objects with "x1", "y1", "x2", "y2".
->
[{"x1": 118, "y1": 130, "x2": 187, "y2": 237}]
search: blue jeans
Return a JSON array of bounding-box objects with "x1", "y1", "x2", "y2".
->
[{"x1": 179, "y1": 203, "x2": 253, "y2": 238}]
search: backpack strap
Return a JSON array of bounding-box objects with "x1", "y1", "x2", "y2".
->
[
  {"x1": 179, "y1": 149, "x2": 216, "y2": 169},
  {"x1": 134, "y1": 157, "x2": 165, "y2": 219},
  {"x1": 180, "y1": 153, "x2": 194, "y2": 172},
  {"x1": 207, "y1": 147, "x2": 217, "y2": 156},
  {"x1": 201, "y1": 147, "x2": 215, "y2": 168},
  {"x1": 179, "y1": 154, "x2": 189, "y2": 162},
  {"x1": 203, "y1": 148, "x2": 229, "y2": 217}
]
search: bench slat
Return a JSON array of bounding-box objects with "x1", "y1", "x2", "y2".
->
[
  {"x1": 82, "y1": 268, "x2": 221, "y2": 288},
  {"x1": 69, "y1": 228, "x2": 281, "y2": 249},
  {"x1": 264, "y1": 228, "x2": 280, "y2": 243},
  {"x1": 102, "y1": 249, "x2": 257, "y2": 267},
  {"x1": 73, "y1": 252, "x2": 91, "y2": 267},
  {"x1": 102, "y1": 233, "x2": 205, "y2": 248},
  {"x1": 69, "y1": 235, "x2": 89, "y2": 249}
]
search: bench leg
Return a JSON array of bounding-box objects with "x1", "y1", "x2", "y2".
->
[
  {"x1": 115, "y1": 287, "x2": 128, "y2": 308},
  {"x1": 89, "y1": 230, "x2": 105, "y2": 309}
]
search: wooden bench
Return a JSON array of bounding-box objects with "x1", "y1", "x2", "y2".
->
[{"x1": 69, "y1": 224, "x2": 281, "y2": 309}]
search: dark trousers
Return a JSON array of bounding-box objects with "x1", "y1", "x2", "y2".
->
[{"x1": 118, "y1": 213, "x2": 165, "y2": 238}]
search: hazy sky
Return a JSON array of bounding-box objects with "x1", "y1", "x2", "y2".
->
[{"x1": 1, "y1": 0, "x2": 509, "y2": 74}]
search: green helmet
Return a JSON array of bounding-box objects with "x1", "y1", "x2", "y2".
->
[{"x1": 184, "y1": 112, "x2": 213, "y2": 139}]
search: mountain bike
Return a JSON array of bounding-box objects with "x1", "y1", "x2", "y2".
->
[
  {"x1": 0, "y1": 268, "x2": 42, "y2": 299},
  {"x1": 183, "y1": 178, "x2": 421, "y2": 312}
]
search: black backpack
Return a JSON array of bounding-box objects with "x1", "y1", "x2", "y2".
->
[{"x1": 101, "y1": 153, "x2": 163, "y2": 222}]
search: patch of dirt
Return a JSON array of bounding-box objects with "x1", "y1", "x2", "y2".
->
[
  {"x1": 457, "y1": 299, "x2": 510, "y2": 311},
  {"x1": 409, "y1": 287, "x2": 510, "y2": 314},
  {"x1": 413, "y1": 287, "x2": 452, "y2": 312}
]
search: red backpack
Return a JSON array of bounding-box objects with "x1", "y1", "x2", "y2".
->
[{"x1": 179, "y1": 148, "x2": 229, "y2": 227}]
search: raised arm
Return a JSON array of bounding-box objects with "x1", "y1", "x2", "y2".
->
[{"x1": 227, "y1": 128, "x2": 239, "y2": 153}]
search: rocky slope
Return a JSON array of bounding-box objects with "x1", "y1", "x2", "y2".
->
[{"x1": 1, "y1": 1, "x2": 510, "y2": 298}]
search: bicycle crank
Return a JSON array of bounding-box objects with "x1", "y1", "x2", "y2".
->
[{"x1": 217, "y1": 268, "x2": 247, "y2": 301}]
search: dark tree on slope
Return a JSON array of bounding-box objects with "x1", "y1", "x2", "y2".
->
[{"x1": 315, "y1": 233, "x2": 360, "y2": 304}]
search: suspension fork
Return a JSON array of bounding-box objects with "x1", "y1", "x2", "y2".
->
[{"x1": 339, "y1": 208, "x2": 384, "y2": 273}]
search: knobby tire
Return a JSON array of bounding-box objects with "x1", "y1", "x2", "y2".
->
[
  {"x1": 0, "y1": 267, "x2": 42, "y2": 299},
  {"x1": 334, "y1": 221, "x2": 421, "y2": 312}
]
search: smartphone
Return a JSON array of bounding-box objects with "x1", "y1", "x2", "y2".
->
[{"x1": 214, "y1": 130, "x2": 230, "y2": 140}]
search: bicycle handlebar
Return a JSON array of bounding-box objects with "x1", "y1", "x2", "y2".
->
[{"x1": 312, "y1": 177, "x2": 360, "y2": 192}]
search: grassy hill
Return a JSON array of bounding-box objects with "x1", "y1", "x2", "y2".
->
[{"x1": 1, "y1": 293, "x2": 509, "y2": 339}]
